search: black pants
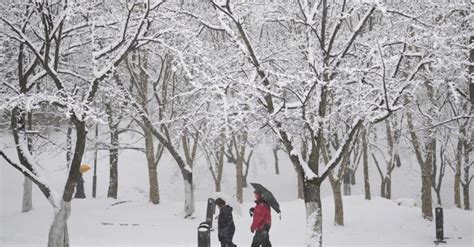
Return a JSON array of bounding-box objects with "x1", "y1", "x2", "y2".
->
[
  {"x1": 220, "y1": 240, "x2": 236, "y2": 247},
  {"x1": 251, "y1": 226, "x2": 271, "y2": 247}
]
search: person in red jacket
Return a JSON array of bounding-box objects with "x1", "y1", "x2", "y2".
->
[{"x1": 250, "y1": 191, "x2": 271, "y2": 247}]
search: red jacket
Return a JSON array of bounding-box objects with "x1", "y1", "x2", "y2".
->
[{"x1": 251, "y1": 201, "x2": 271, "y2": 231}]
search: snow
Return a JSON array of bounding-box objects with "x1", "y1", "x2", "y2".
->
[
  {"x1": 1, "y1": 192, "x2": 472, "y2": 246},
  {"x1": 290, "y1": 149, "x2": 318, "y2": 180},
  {"x1": 395, "y1": 198, "x2": 417, "y2": 208},
  {"x1": 1, "y1": 133, "x2": 473, "y2": 246}
]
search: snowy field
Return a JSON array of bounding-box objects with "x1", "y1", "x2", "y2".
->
[
  {"x1": 1, "y1": 132, "x2": 473, "y2": 246},
  {"x1": 1, "y1": 195, "x2": 473, "y2": 246}
]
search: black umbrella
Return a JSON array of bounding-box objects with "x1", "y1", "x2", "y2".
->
[{"x1": 250, "y1": 183, "x2": 280, "y2": 214}]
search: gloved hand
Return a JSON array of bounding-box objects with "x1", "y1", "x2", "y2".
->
[
  {"x1": 249, "y1": 207, "x2": 255, "y2": 217},
  {"x1": 250, "y1": 227, "x2": 254, "y2": 233}
]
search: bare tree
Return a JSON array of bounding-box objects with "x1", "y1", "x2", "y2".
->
[
  {"x1": 195, "y1": 2, "x2": 416, "y2": 245},
  {"x1": 371, "y1": 117, "x2": 402, "y2": 199},
  {"x1": 1, "y1": 1, "x2": 163, "y2": 245}
]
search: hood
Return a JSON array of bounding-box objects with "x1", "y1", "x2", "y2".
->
[
  {"x1": 221, "y1": 205, "x2": 233, "y2": 213},
  {"x1": 255, "y1": 192, "x2": 264, "y2": 202}
]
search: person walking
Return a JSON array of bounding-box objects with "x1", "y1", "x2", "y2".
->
[
  {"x1": 250, "y1": 191, "x2": 271, "y2": 247},
  {"x1": 216, "y1": 198, "x2": 237, "y2": 247}
]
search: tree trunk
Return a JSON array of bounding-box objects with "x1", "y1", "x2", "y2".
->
[
  {"x1": 273, "y1": 147, "x2": 280, "y2": 175},
  {"x1": 330, "y1": 180, "x2": 344, "y2": 226},
  {"x1": 47, "y1": 201, "x2": 71, "y2": 247},
  {"x1": 66, "y1": 124, "x2": 73, "y2": 168},
  {"x1": 386, "y1": 177, "x2": 392, "y2": 199},
  {"x1": 454, "y1": 139, "x2": 462, "y2": 208},
  {"x1": 144, "y1": 128, "x2": 160, "y2": 204},
  {"x1": 215, "y1": 180, "x2": 221, "y2": 192},
  {"x1": 454, "y1": 173, "x2": 462, "y2": 208},
  {"x1": 236, "y1": 146, "x2": 244, "y2": 204},
  {"x1": 54, "y1": 120, "x2": 87, "y2": 247},
  {"x1": 462, "y1": 130, "x2": 471, "y2": 210},
  {"x1": 343, "y1": 169, "x2": 351, "y2": 196},
  {"x1": 92, "y1": 124, "x2": 99, "y2": 198},
  {"x1": 304, "y1": 179, "x2": 323, "y2": 246},
  {"x1": 183, "y1": 171, "x2": 194, "y2": 217},
  {"x1": 381, "y1": 179, "x2": 387, "y2": 198},
  {"x1": 421, "y1": 141, "x2": 434, "y2": 220},
  {"x1": 435, "y1": 189, "x2": 442, "y2": 206},
  {"x1": 242, "y1": 150, "x2": 252, "y2": 188},
  {"x1": 148, "y1": 165, "x2": 160, "y2": 204},
  {"x1": 242, "y1": 170, "x2": 248, "y2": 188},
  {"x1": 407, "y1": 112, "x2": 434, "y2": 220},
  {"x1": 462, "y1": 184, "x2": 470, "y2": 210},
  {"x1": 362, "y1": 129, "x2": 371, "y2": 200},
  {"x1": 22, "y1": 177, "x2": 33, "y2": 212},
  {"x1": 350, "y1": 169, "x2": 356, "y2": 185},
  {"x1": 22, "y1": 112, "x2": 34, "y2": 212},
  {"x1": 215, "y1": 140, "x2": 225, "y2": 192},
  {"x1": 107, "y1": 129, "x2": 119, "y2": 199},
  {"x1": 297, "y1": 169, "x2": 305, "y2": 200}
]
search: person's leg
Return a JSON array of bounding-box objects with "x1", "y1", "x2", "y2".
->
[
  {"x1": 262, "y1": 227, "x2": 271, "y2": 247},
  {"x1": 251, "y1": 231, "x2": 263, "y2": 247}
]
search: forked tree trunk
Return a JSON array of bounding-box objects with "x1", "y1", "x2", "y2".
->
[
  {"x1": 183, "y1": 171, "x2": 194, "y2": 217},
  {"x1": 407, "y1": 112, "x2": 434, "y2": 220},
  {"x1": 304, "y1": 179, "x2": 323, "y2": 246},
  {"x1": 51, "y1": 120, "x2": 87, "y2": 247},
  {"x1": 48, "y1": 201, "x2": 71, "y2": 247}
]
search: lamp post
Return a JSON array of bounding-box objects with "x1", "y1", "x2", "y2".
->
[
  {"x1": 434, "y1": 207, "x2": 446, "y2": 244},
  {"x1": 92, "y1": 124, "x2": 98, "y2": 198},
  {"x1": 198, "y1": 198, "x2": 216, "y2": 247}
]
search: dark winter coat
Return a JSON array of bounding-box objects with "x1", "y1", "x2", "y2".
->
[{"x1": 218, "y1": 205, "x2": 236, "y2": 242}]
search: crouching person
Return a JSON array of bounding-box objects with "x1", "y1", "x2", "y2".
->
[{"x1": 216, "y1": 198, "x2": 237, "y2": 247}]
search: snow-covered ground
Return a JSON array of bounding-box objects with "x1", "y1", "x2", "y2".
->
[
  {"x1": 1, "y1": 195, "x2": 473, "y2": 246},
  {"x1": 1, "y1": 131, "x2": 473, "y2": 246}
]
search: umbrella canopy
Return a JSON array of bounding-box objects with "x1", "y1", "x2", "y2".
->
[
  {"x1": 213, "y1": 192, "x2": 242, "y2": 216},
  {"x1": 250, "y1": 183, "x2": 280, "y2": 214}
]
